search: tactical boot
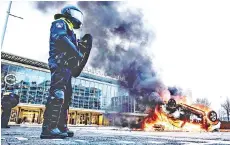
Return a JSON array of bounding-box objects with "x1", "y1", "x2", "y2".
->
[
  {"x1": 40, "y1": 91, "x2": 67, "y2": 139},
  {"x1": 40, "y1": 126, "x2": 68, "y2": 139},
  {"x1": 58, "y1": 107, "x2": 74, "y2": 137},
  {"x1": 59, "y1": 124, "x2": 74, "y2": 137}
]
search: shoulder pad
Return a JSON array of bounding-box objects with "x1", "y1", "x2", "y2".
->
[
  {"x1": 52, "y1": 19, "x2": 67, "y2": 29},
  {"x1": 50, "y1": 19, "x2": 68, "y2": 36}
]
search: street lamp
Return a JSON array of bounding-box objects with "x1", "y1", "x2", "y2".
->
[{"x1": 1, "y1": 1, "x2": 23, "y2": 50}]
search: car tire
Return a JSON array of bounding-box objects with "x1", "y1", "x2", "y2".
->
[
  {"x1": 208, "y1": 111, "x2": 217, "y2": 122},
  {"x1": 168, "y1": 98, "x2": 176, "y2": 108}
]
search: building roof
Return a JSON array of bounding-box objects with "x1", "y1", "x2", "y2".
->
[
  {"x1": 1, "y1": 51, "x2": 49, "y2": 69},
  {"x1": 1, "y1": 51, "x2": 121, "y2": 85}
]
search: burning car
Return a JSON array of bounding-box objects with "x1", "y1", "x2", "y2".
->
[
  {"x1": 131, "y1": 73, "x2": 220, "y2": 132},
  {"x1": 143, "y1": 97, "x2": 221, "y2": 132},
  {"x1": 160, "y1": 98, "x2": 221, "y2": 132}
]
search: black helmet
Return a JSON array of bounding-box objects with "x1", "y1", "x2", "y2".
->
[{"x1": 60, "y1": 5, "x2": 83, "y2": 29}]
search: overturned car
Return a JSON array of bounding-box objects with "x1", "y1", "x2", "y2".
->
[
  {"x1": 131, "y1": 72, "x2": 220, "y2": 132},
  {"x1": 158, "y1": 98, "x2": 221, "y2": 132}
]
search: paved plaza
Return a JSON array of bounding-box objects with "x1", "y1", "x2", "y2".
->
[{"x1": 1, "y1": 126, "x2": 230, "y2": 145}]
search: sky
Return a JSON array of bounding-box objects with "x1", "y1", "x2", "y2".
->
[{"x1": 0, "y1": 0, "x2": 230, "y2": 111}]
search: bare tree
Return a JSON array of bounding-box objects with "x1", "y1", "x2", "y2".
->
[
  {"x1": 221, "y1": 97, "x2": 230, "y2": 122},
  {"x1": 194, "y1": 98, "x2": 211, "y2": 107},
  {"x1": 218, "y1": 108, "x2": 226, "y2": 121}
]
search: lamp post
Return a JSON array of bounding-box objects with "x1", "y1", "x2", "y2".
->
[{"x1": 1, "y1": 1, "x2": 23, "y2": 50}]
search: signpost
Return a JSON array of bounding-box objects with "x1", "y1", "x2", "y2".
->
[{"x1": 1, "y1": 1, "x2": 23, "y2": 50}]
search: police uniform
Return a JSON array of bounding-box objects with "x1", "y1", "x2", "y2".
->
[
  {"x1": 1, "y1": 86, "x2": 19, "y2": 128},
  {"x1": 41, "y1": 6, "x2": 92, "y2": 139}
]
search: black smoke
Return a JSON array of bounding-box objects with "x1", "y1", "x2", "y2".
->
[
  {"x1": 168, "y1": 86, "x2": 183, "y2": 96},
  {"x1": 32, "y1": 1, "x2": 67, "y2": 13},
  {"x1": 77, "y1": 1, "x2": 162, "y2": 95}
]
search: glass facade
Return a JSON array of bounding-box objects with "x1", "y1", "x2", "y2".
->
[
  {"x1": 1, "y1": 61, "x2": 121, "y2": 111},
  {"x1": 111, "y1": 96, "x2": 136, "y2": 113}
]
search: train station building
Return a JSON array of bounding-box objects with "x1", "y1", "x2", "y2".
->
[{"x1": 1, "y1": 51, "x2": 146, "y2": 126}]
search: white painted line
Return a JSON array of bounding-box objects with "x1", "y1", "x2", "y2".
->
[
  {"x1": 180, "y1": 142, "x2": 197, "y2": 144},
  {"x1": 75, "y1": 139, "x2": 88, "y2": 143},
  {"x1": 186, "y1": 143, "x2": 206, "y2": 145},
  {"x1": 8, "y1": 142, "x2": 21, "y2": 144},
  {"x1": 116, "y1": 141, "x2": 135, "y2": 144},
  {"x1": 147, "y1": 141, "x2": 165, "y2": 144},
  {"x1": 15, "y1": 137, "x2": 28, "y2": 141},
  {"x1": 52, "y1": 139, "x2": 63, "y2": 141}
]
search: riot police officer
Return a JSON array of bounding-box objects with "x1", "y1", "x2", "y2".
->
[
  {"x1": 1, "y1": 84, "x2": 19, "y2": 128},
  {"x1": 40, "y1": 5, "x2": 92, "y2": 139}
]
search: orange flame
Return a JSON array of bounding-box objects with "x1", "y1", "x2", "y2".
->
[{"x1": 142, "y1": 90, "x2": 219, "y2": 132}]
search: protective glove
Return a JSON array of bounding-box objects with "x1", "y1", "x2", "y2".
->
[{"x1": 72, "y1": 34, "x2": 93, "y2": 78}]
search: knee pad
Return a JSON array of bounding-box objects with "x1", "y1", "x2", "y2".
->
[
  {"x1": 54, "y1": 90, "x2": 64, "y2": 100},
  {"x1": 49, "y1": 90, "x2": 65, "y2": 104}
]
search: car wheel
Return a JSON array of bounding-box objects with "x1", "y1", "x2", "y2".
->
[
  {"x1": 208, "y1": 111, "x2": 217, "y2": 122},
  {"x1": 168, "y1": 98, "x2": 176, "y2": 108}
]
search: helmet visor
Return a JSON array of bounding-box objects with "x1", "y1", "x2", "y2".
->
[{"x1": 69, "y1": 9, "x2": 83, "y2": 26}]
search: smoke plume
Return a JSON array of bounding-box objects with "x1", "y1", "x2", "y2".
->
[
  {"x1": 77, "y1": 2, "x2": 163, "y2": 95},
  {"x1": 168, "y1": 86, "x2": 183, "y2": 96},
  {"x1": 33, "y1": 1, "x2": 67, "y2": 13}
]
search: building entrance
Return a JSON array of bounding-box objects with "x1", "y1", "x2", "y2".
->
[
  {"x1": 68, "y1": 111, "x2": 101, "y2": 125},
  {"x1": 17, "y1": 107, "x2": 42, "y2": 124}
]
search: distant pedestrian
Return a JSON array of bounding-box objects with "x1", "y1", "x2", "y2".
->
[
  {"x1": 1, "y1": 91, "x2": 19, "y2": 128},
  {"x1": 32, "y1": 113, "x2": 35, "y2": 123},
  {"x1": 22, "y1": 117, "x2": 27, "y2": 124}
]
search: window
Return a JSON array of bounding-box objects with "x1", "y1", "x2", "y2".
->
[
  {"x1": 101, "y1": 84, "x2": 108, "y2": 108},
  {"x1": 1, "y1": 71, "x2": 7, "y2": 87},
  {"x1": 97, "y1": 83, "x2": 103, "y2": 109},
  {"x1": 107, "y1": 85, "x2": 112, "y2": 106},
  {"x1": 42, "y1": 72, "x2": 50, "y2": 105},
  {"x1": 35, "y1": 71, "x2": 45, "y2": 105},
  {"x1": 1, "y1": 64, "x2": 9, "y2": 72},
  {"x1": 85, "y1": 80, "x2": 90, "y2": 97},
  {"x1": 8, "y1": 65, "x2": 18, "y2": 74},
  {"x1": 93, "y1": 82, "x2": 101, "y2": 110},
  {"x1": 16, "y1": 66, "x2": 25, "y2": 75}
]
